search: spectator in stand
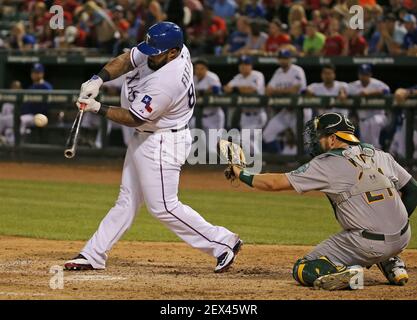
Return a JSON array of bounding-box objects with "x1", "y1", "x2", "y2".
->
[
  {"x1": 112, "y1": 5, "x2": 127, "y2": 26},
  {"x1": 185, "y1": 0, "x2": 204, "y2": 13},
  {"x1": 125, "y1": 9, "x2": 141, "y2": 41},
  {"x1": 403, "y1": 0, "x2": 416, "y2": 11},
  {"x1": 302, "y1": 22, "x2": 325, "y2": 56},
  {"x1": 369, "y1": 13, "x2": 406, "y2": 56},
  {"x1": 261, "y1": 19, "x2": 291, "y2": 55},
  {"x1": 311, "y1": 9, "x2": 329, "y2": 34},
  {"x1": 344, "y1": 28, "x2": 368, "y2": 56},
  {"x1": 263, "y1": 0, "x2": 292, "y2": 23},
  {"x1": 305, "y1": 0, "x2": 321, "y2": 17},
  {"x1": 137, "y1": 0, "x2": 166, "y2": 42},
  {"x1": 222, "y1": 15, "x2": 250, "y2": 54},
  {"x1": 385, "y1": 0, "x2": 405, "y2": 17},
  {"x1": 233, "y1": 0, "x2": 249, "y2": 15},
  {"x1": 402, "y1": 14, "x2": 417, "y2": 56},
  {"x1": 369, "y1": 17, "x2": 384, "y2": 55},
  {"x1": 213, "y1": 0, "x2": 237, "y2": 20},
  {"x1": 288, "y1": 4, "x2": 307, "y2": 31},
  {"x1": 380, "y1": 13, "x2": 406, "y2": 55},
  {"x1": 363, "y1": 4, "x2": 384, "y2": 41},
  {"x1": 347, "y1": 64, "x2": 390, "y2": 148},
  {"x1": 244, "y1": 0, "x2": 266, "y2": 19},
  {"x1": 113, "y1": 20, "x2": 132, "y2": 55},
  {"x1": 235, "y1": 20, "x2": 268, "y2": 55},
  {"x1": 83, "y1": 0, "x2": 118, "y2": 53},
  {"x1": 8, "y1": 21, "x2": 36, "y2": 51},
  {"x1": 61, "y1": 25, "x2": 87, "y2": 49},
  {"x1": 289, "y1": 20, "x2": 305, "y2": 53},
  {"x1": 28, "y1": 1, "x2": 48, "y2": 40},
  {"x1": 60, "y1": 0, "x2": 82, "y2": 13},
  {"x1": 187, "y1": 6, "x2": 227, "y2": 55},
  {"x1": 322, "y1": 18, "x2": 345, "y2": 56}
]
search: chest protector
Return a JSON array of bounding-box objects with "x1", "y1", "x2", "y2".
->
[{"x1": 332, "y1": 145, "x2": 398, "y2": 205}]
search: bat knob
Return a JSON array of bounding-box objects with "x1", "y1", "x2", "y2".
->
[{"x1": 64, "y1": 149, "x2": 75, "y2": 159}]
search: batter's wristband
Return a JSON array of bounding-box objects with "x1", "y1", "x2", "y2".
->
[
  {"x1": 97, "y1": 69, "x2": 110, "y2": 82},
  {"x1": 98, "y1": 103, "x2": 110, "y2": 116},
  {"x1": 239, "y1": 171, "x2": 254, "y2": 187}
]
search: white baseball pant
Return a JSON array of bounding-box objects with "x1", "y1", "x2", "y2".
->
[{"x1": 80, "y1": 128, "x2": 239, "y2": 269}]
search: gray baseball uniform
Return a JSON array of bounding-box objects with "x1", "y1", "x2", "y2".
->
[{"x1": 286, "y1": 144, "x2": 411, "y2": 267}]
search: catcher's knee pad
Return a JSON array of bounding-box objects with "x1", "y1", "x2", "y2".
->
[
  {"x1": 377, "y1": 256, "x2": 408, "y2": 286},
  {"x1": 292, "y1": 256, "x2": 345, "y2": 287}
]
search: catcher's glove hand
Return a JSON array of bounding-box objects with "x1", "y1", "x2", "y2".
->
[{"x1": 217, "y1": 139, "x2": 246, "y2": 184}]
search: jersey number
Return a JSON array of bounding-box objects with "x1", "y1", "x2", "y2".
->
[
  {"x1": 188, "y1": 84, "x2": 196, "y2": 109},
  {"x1": 364, "y1": 168, "x2": 393, "y2": 204}
]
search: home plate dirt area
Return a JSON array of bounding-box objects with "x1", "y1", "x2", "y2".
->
[{"x1": 0, "y1": 236, "x2": 417, "y2": 300}]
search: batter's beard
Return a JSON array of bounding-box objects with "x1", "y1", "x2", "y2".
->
[{"x1": 147, "y1": 56, "x2": 169, "y2": 71}]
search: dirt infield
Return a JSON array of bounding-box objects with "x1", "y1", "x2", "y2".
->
[
  {"x1": 1, "y1": 162, "x2": 417, "y2": 300},
  {"x1": 0, "y1": 236, "x2": 416, "y2": 300}
]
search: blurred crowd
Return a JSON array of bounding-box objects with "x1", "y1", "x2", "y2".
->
[{"x1": 0, "y1": 0, "x2": 417, "y2": 56}]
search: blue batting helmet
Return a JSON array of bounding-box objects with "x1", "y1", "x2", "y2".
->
[{"x1": 137, "y1": 21, "x2": 184, "y2": 56}]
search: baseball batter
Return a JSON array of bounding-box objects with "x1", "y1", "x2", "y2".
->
[
  {"x1": 64, "y1": 22, "x2": 242, "y2": 273},
  {"x1": 262, "y1": 49, "x2": 309, "y2": 153},
  {"x1": 347, "y1": 64, "x2": 390, "y2": 149},
  {"x1": 229, "y1": 112, "x2": 415, "y2": 290}
]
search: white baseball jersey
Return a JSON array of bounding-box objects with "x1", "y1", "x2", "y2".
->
[
  {"x1": 194, "y1": 70, "x2": 221, "y2": 92},
  {"x1": 227, "y1": 70, "x2": 265, "y2": 95},
  {"x1": 308, "y1": 81, "x2": 349, "y2": 115},
  {"x1": 194, "y1": 70, "x2": 222, "y2": 116},
  {"x1": 103, "y1": 74, "x2": 127, "y2": 89},
  {"x1": 228, "y1": 70, "x2": 265, "y2": 113},
  {"x1": 347, "y1": 78, "x2": 390, "y2": 120},
  {"x1": 307, "y1": 81, "x2": 348, "y2": 96},
  {"x1": 267, "y1": 64, "x2": 306, "y2": 92},
  {"x1": 126, "y1": 45, "x2": 195, "y2": 131}
]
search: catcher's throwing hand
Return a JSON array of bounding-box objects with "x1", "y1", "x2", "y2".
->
[
  {"x1": 217, "y1": 139, "x2": 246, "y2": 184},
  {"x1": 76, "y1": 97, "x2": 101, "y2": 113},
  {"x1": 79, "y1": 75, "x2": 103, "y2": 99}
]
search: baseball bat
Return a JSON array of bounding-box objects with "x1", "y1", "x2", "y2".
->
[{"x1": 64, "y1": 104, "x2": 85, "y2": 159}]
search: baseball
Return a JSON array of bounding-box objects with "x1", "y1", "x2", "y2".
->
[{"x1": 34, "y1": 114, "x2": 48, "y2": 127}]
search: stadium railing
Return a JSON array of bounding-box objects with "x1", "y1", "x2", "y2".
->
[{"x1": 0, "y1": 89, "x2": 416, "y2": 164}]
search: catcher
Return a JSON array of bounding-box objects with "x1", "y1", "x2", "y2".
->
[{"x1": 221, "y1": 112, "x2": 416, "y2": 290}]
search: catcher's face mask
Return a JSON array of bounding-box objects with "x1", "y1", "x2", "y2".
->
[
  {"x1": 304, "y1": 117, "x2": 324, "y2": 157},
  {"x1": 304, "y1": 112, "x2": 360, "y2": 157}
]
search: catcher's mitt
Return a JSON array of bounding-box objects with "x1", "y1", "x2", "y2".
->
[{"x1": 217, "y1": 139, "x2": 246, "y2": 184}]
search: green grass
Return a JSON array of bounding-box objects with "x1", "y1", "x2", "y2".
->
[{"x1": 0, "y1": 179, "x2": 416, "y2": 248}]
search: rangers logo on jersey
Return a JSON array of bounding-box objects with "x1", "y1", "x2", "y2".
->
[{"x1": 141, "y1": 95, "x2": 153, "y2": 112}]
